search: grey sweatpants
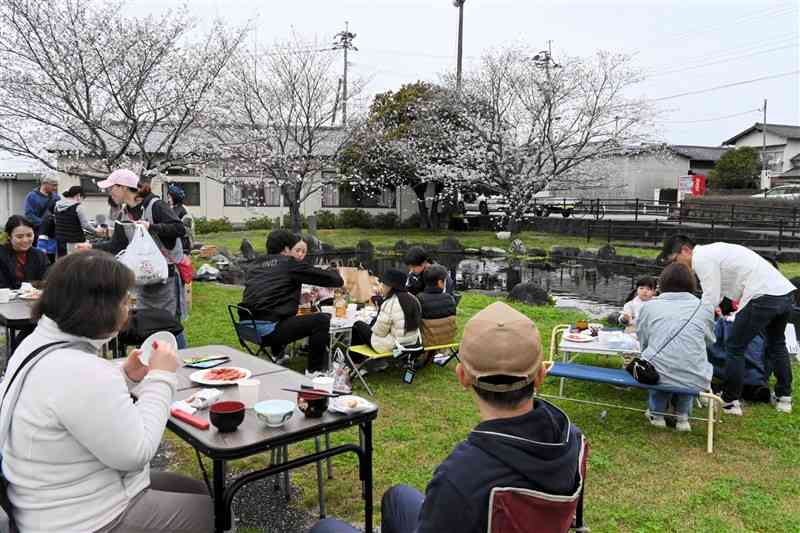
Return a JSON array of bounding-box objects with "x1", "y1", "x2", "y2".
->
[{"x1": 98, "y1": 472, "x2": 213, "y2": 533}]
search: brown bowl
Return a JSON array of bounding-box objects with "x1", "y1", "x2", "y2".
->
[
  {"x1": 298, "y1": 391, "x2": 329, "y2": 418},
  {"x1": 209, "y1": 401, "x2": 245, "y2": 432}
]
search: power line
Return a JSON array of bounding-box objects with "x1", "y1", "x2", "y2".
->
[
  {"x1": 655, "y1": 108, "x2": 761, "y2": 124},
  {"x1": 650, "y1": 70, "x2": 800, "y2": 102},
  {"x1": 643, "y1": 41, "x2": 799, "y2": 79}
]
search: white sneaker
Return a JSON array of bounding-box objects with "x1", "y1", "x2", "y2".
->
[
  {"x1": 722, "y1": 400, "x2": 743, "y2": 416},
  {"x1": 771, "y1": 394, "x2": 792, "y2": 414},
  {"x1": 676, "y1": 418, "x2": 692, "y2": 432},
  {"x1": 645, "y1": 411, "x2": 666, "y2": 428}
]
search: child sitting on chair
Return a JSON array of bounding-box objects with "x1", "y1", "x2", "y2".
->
[
  {"x1": 417, "y1": 265, "x2": 457, "y2": 348},
  {"x1": 619, "y1": 276, "x2": 657, "y2": 327},
  {"x1": 350, "y1": 268, "x2": 422, "y2": 354},
  {"x1": 637, "y1": 263, "x2": 714, "y2": 432}
]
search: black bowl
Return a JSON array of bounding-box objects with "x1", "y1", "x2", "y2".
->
[
  {"x1": 209, "y1": 401, "x2": 245, "y2": 432},
  {"x1": 298, "y1": 391, "x2": 329, "y2": 418}
]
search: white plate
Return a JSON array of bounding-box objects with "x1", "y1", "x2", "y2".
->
[
  {"x1": 329, "y1": 395, "x2": 375, "y2": 415},
  {"x1": 139, "y1": 331, "x2": 178, "y2": 366},
  {"x1": 190, "y1": 366, "x2": 252, "y2": 386},
  {"x1": 18, "y1": 292, "x2": 41, "y2": 301},
  {"x1": 564, "y1": 333, "x2": 594, "y2": 343}
]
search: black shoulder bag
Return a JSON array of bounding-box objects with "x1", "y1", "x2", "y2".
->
[
  {"x1": 625, "y1": 301, "x2": 702, "y2": 385},
  {"x1": 0, "y1": 341, "x2": 67, "y2": 532}
]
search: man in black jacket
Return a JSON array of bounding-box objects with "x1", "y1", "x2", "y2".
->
[
  {"x1": 242, "y1": 230, "x2": 343, "y2": 372},
  {"x1": 311, "y1": 302, "x2": 586, "y2": 533},
  {"x1": 404, "y1": 246, "x2": 455, "y2": 296}
]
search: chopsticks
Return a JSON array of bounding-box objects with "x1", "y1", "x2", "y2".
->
[{"x1": 281, "y1": 387, "x2": 343, "y2": 398}]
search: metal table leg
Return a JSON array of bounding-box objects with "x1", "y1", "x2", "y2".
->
[
  {"x1": 325, "y1": 433, "x2": 333, "y2": 479},
  {"x1": 213, "y1": 459, "x2": 227, "y2": 533},
  {"x1": 315, "y1": 437, "x2": 327, "y2": 518},
  {"x1": 361, "y1": 421, "x2": 374, "y2": 533}
]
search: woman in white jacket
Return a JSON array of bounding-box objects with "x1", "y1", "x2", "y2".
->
[
  {"x1": 0, "y1": 251, "x2": 212, "y2": 533},
  {"x1": 351, "y1": 268, "x2": 422, "y2": 353}
]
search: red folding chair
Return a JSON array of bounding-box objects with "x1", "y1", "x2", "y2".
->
[{"x1": 488, "y1": 436, "x2": 589, "y2": 533}]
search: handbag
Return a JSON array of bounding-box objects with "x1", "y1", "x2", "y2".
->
[
  {"x1": 625, "y1": 300, "x2": 703, "y2": 385},
  {"x1": 0, "y1": 341, "x2": 68, "y2": 533}
]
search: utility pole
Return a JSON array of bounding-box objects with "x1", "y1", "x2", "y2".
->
[
  {"x1": 333, "y1": 23, "x2": 357, "y2": 126},
  {"x1": 762, "y1": 98, "x2": 768, "y2": 189},
  {"x1": 454, "y1": 0, "x2": 466, "y2": 91}
]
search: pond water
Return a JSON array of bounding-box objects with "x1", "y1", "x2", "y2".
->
[{"x1": 222, "y1": 252, "x2": 660, "y2": 319}]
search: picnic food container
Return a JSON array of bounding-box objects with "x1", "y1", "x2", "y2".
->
[
  {"x1": 575, "y1": 319, "x2": 589, "y2": 331},
  {"x1": 254, "y1": 400, "x2": 296, "y2": 427},
  {"x1": 209, "y1": 401, "x2": 245, "y2": 432},
  {"x1": 297, "y1": 390, "x2": 329, "y2": 418}
]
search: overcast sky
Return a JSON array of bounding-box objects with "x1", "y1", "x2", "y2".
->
[{"x1": 122, "y1": 0, "x2": 798, "y2": 147}]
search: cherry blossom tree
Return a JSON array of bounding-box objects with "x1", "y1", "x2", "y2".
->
[
  {"x1": 210, "y1": 34, "x2": 360, "y2": 233},
  {"x1": 0, "y1": 0, "x2": 245, "y2": 181},
  {"x1": 451, "y1": 46, "x2": 655, "y2": 219}
]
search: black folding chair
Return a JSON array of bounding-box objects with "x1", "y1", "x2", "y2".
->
[{"x1": 227, "y1": 304, "x2": 279, "y2": 363}]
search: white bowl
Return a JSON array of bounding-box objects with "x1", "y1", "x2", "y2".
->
[
  {"x1": 139, "y1": 331, "x2": 178, "y2": 366},
  {"x1": 254, "y1": 400, "x2": 296, "y2": 428}
]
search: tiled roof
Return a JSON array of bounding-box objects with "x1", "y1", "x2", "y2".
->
[
  {"x1": 669, "y1": 145, "x2": 729, "y2": 162},
  {"x1": 723, "y1": 123, "x2": 800, "y2": 145}
]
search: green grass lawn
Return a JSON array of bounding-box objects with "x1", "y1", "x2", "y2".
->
[{"x1": 172, "y1": 283, "x2": 800, "y2": 533}]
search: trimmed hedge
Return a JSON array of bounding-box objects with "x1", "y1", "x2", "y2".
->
[{"x1": 195, "y1": 217, "x2": 234, "y2": 234}]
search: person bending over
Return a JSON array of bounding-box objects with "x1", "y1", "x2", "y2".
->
[
  {"x1": 313, "y1": 302, "x2": 586, "y2": 533},
  {"x1": 404, "y1": 246, "x2": 455, "y2": 296},
  {"x1": 241, "y1": 230, "x2": 343, "y2": 373}
]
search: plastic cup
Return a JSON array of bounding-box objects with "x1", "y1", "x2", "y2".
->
[
  {"x1": 0, "y1": 289, "x2": 10, "y2": 304},
  {"x1": 238, "y1": 379, "x2": 261, "y2": 408},
  {"x1": 313, "y1": 376, "x2": 335, "y2": 394},
  {"x1": 347, "y1": 304, "x2": 357, "y2": 317}
]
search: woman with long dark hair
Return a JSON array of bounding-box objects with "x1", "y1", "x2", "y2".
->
[
  {"x1": 0, "y1": 215, "x2": 48, "y2": 289},
  {"x1": 351, "y1": 268, "x2": 422, "y2": 353}
]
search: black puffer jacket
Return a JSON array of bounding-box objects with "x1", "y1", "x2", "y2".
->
[
  {"x1": 242, "y1": 255, "x2": 343, "y2": 322},
  {"x1": 417, "y1": 286, "x2": 457, "y2": 319}
]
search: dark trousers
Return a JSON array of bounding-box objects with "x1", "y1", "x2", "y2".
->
[
  {"x1": 351, "y1": 320, "x2": 374, "y2": 349},
  {"x1": 725, "y1": 293, "x2": 795, "y2": 402},
  {"x1": 310, "y1": 484, "x2": 424, "y2": 533},
  {"x1": 265, "y1": 313, "x2": 331, "y2": 372}
]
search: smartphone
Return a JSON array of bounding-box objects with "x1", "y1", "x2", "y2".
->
[{"x1": 185, "y1": 358, "x2": 230, "y2": 369}]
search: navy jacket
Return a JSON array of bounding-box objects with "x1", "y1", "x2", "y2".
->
[
  {"x1": 415, "y1": 400, "x2": 584, "y2": 533},
  {"x1": 23, "y1": 190, "x2": 60, "y2": 229},
  {"x1": 417, "y1": 287, "x2": 456, "y2": 320},
  {"x1": 0, "y1": 245, "x2": 48, "y2": 289},
  {"x1": 242, "y1": 255, "x2": 343, "y2": 322},
  {"x1": 406, "y1": 266, "x2": 455, "y2": 296}
]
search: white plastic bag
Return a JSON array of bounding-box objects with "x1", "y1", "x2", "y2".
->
[{"x1": 117, "y1": 225, "x2": 168, "y2": 286}]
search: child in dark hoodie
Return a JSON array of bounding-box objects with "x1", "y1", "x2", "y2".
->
[{"x1": 311, "y1": 302, "x2": 587, "y2": 533}]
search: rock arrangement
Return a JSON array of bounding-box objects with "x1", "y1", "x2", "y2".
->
[{"x1": 508, "y1": 282, "x2": 551, "y2": 306}]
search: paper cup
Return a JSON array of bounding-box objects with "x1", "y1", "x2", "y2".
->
[
  {"x1": 138, "y1": 331, "x2": 178, "y2": 366},
  {"x1": 320, "y1": 306, "x2": 334, "y2": 315},
  {"x1": 238, "y1": 379, "x2": 261, "y2": 408},
  {"x1": 0, "y1": 288, "x2": 10, "y2": 304},
  {"x1": 313, "y1": 376, "x2": 335, "y2": 394}
]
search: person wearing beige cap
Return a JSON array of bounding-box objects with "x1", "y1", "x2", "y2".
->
[{"x1": 311, "y1": 301, "x2": 586, "y2": 533}]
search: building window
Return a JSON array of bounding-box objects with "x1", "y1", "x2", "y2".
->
[
  {"x1": 80, "y1": 177, "x2": 103, "y2": 196},
  {"x1": 224, "y1": 179, "x2": 281, "y2": 207},
  {"x1": 321, "y1": 184, "x2": 396, "y2": 208},
  {"x1": 162, "y1": 182, "x2": 201, "y2": 206},
  {"x1": 761, "y1": 150, "x2": 784, "y2": 172}
]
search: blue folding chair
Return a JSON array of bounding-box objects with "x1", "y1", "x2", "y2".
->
[{"x1": 227, "y1": 304, "x2": 280, "y2": 362}]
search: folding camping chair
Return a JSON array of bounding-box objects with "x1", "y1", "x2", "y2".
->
[
  {"x1": 488, "y1": 435, "x2": 589, "y2": 533},
  {"x1": 227, "y1": 304, "x2": 279, "y2": 363}
]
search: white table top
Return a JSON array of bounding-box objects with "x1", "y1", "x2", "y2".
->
[{"x1": 559, "y1": 333, "x2": 641, "y2": 355}]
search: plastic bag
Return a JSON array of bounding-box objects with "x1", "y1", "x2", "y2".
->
[{"x1": 117, "y1": 225, "x2": 168, "y2": 286}]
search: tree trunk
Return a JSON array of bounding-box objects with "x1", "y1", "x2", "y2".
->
[
  {"x1": 429, "y1": 183, "x2": 445, "y2": 230},
  {"x1": 289, "y1": 202, "x2": 302, "y2": 234},
  {"x1": 413, "y1": 183, "x2": 431, "y2": 229}
]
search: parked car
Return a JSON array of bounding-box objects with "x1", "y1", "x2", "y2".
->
[
  {"x1": 531, "y1": 190, "x2": 580, "y2": 217},
  {"x1": 458, "y1": 192, "x2": 509, "y2": 215},
  {"x1": 751, "y1": 185, "x2": 800, "y2": 200}
]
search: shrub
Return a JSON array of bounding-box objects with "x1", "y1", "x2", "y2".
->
[
  {"x1": 195, "y1": 217, "x2": 233, "y2": 234},
  {"x1": 244, "y1": 215, "x2": 273, "y2": 230},
  {"x1": 315, "y1": 210, "x2": 338, "y2": 229},
  {"x1": 338, "y1": 208, "x2": 373, "y2": 229},
  {"x1": 400, "y1": 213, "x2": 422, "y2": 229},
  {"x1": 372, "y1": 211, "x2": 400, "y2": 229},
  {"x1": 281, "y1": 213, "x2": 308, "y2": 230}
]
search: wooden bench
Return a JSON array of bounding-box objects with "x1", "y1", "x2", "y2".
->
[{"x1": 543, "y1": 325, "x2": 724, "y2": 454}]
